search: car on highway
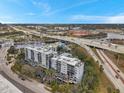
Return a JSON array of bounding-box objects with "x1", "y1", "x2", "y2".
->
[
  {"x1": 115, "y1": 75, "x2": 118, "y2": 79},
  {"x1": 117, "y1": 70, "x2": 120, "y2": 73}
]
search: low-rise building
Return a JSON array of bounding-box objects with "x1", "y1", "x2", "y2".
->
[
  {"x1": 0, "y1": 39, "x2": 14, "y2": 48},
  {"x1": 54, "y1": 27, "x2": 69, "y2": 31},
  {"x1": 107, "y1": 33, "x2": 124, "y2": 40},
  {"x1": 68, "y1": 30, "x2": 92, "y2": 37},
  {"x1": 51, "y1": 53, "x2": 84, "y2": 83}
]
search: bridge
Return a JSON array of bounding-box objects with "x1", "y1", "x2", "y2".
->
[
  {"x1": 45, "y1": 35, "x2": 124, "y2": 54},
  {"x1": 10, "y1": 26, "x2": 124, "y2": 54}
]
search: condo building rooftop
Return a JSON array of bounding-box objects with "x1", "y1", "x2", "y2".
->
[{"x1": 53, "y1": 53, "x2": 83, "y2": 66}]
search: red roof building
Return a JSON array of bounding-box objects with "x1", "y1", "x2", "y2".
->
[{"x1": 69, "y1": 30, "x2": 92, "y2": 37}]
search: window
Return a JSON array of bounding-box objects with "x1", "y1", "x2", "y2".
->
[
  {"x1": 67, "y1": 64, "x2": 75, "y2": 78},
  {"x1": 31, "y1": 50, "x2": 34, "y2": 61},
  {"x1": 56, "y1": 61, "x2": 61, "y2": 73},
  {"x1": 37, "y1": 52, "x2": 42, "y2": 63},
  {"x1": 25, "y1": 49, "x2": 28, "y2": 59}
]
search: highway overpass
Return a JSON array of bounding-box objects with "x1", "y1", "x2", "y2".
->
[
  {"x1": 10, "y1": 26, "x2": 124, "y2": 54},
  {"x1": 45, "y1": 35, "x2": 124, "y2": 54}
]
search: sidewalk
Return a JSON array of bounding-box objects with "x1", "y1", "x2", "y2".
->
[{"x1": 0, "y1": 47, "x2": 50, "y2": 93}]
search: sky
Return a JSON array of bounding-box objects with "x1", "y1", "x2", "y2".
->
[{"x1": 0, "y1": 0, "x2": 124, "y2": 24}]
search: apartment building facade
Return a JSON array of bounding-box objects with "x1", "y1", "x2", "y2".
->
[
  {"x1": 25, "y1": 44, "x2": 84, "y2": 83},
  {"x1": 25, "y1": 44, "x2": 57, "y2": 68},
  {"x1": 51, "y1": 53, "x2": 84, "y2": 83}
]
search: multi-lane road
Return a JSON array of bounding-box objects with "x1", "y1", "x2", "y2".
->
[
  {"x1": 96, "y1": 49, "x2": 124, "y2": 93},
  {"x1": 9, "y1": 26, "x2": 124, "y2": 93},
  {"x1": 0, "y1": 47, "x2": 50, "y2": 93},
  {"x1": 46, "y1": 35, "x2": 124, "y2": 54},
  {"x1": 10, "y1": 26, "x2": 124, "y2": 54},
  {"x1": 47, "y1": 34, "x2": 124, "y2": 93},
  {"x1": 82, "y1": 45, "x2": 124, "y2": 93}
]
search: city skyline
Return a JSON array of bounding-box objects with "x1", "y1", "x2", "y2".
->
[{"x1": 0, "y1": 0, "x2": 124, "y2": 23}]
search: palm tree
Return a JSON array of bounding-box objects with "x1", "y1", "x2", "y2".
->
[
  {"x1": 100, "y1": 65, "x2": 104, "y2": 72},
  {"x1": 115, "y1": 54, "x2": 120, "y2": 66},
  {"x1": 51, "y1": 81, "x2": 58, "y2": 93},
  {"x1": 45, "y1": 69, "x2": 56, "y2": 83}
]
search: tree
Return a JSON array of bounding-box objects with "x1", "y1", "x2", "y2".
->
[
  {"x1": 57, "y1": 46, "x2": 63, "y2": 54},
  {"x1": 7, "y1": 55, "x2": 11, "y2": 61},
  {"x1": 45, "y1": 69, "x2": 56, "y2": 84},
  {"x1": 115, "y1": 89, "x2": 120, "y2": 93},
  {"x1": 114, "y1": 54, "x2": 118, "y2": 65},
  {"x1": 21, "y1": 65, "x2": 35, "y2": 78},
  {"x1": 7, "y1": 46, "x2": 18, "y2": 54},
  {"x1": 50, "y1": 80, "x2": 59, "y2": 93},
  {"x1": 16, "y1": 51, "x2": 25, "y2": 60},
  {"x1": 107, "y1": 87, "x2": 112, "y2": 93},
  {"x1": 11, "y1": 62, "x2": 22, "y2": 73},
  {"x1": 100, "y1": 65, "x2": 104, "y2": 72}
]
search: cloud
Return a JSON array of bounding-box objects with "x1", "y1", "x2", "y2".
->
[
  {"x1": 70, "y1": 15, "x2": 109, "y2": 23},
  {"x1": 0, "y1": 16, "x2": 12, "y2": 19},
  {"x1": 71, "y1": 15, "x2": 107, "y2": 20},
  {"x1": 70, "y1": 14, "x2": 124, "y2": 23},
  {"x1": 32, "y1": 1, "x2": 51, "y2": 16},
  {"x1": 50, "y1": 0, "x2": 99, "y2": 15},
  {"x1": 0, "y1": 16, "x2": 13, "y2": 23},
  {"x1": 31, "y1": 0, "x2": 98, "y2": 16},
  {"x1": 105, "y1": 15, "x2": 124, "y2": 23}
]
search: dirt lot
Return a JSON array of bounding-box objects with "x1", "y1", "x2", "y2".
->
[{"x1": 110, "y1": 39, "x2": 124, "y2": 45}]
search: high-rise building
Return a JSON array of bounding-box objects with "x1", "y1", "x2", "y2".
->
[
  {"x1": 25, "y1": 44, "x2": 57, "y2": 68},
  {"x1": 51, "y1": 53, "x2": 84, "y2": 83},
  {"x1": 25, "y1": 44, "x2": 84, "y2": 83}
]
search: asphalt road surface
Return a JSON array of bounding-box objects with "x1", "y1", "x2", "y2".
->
[
  {"x1": 0, "y1": 47, "x2": 50, "y2": 93},
  {"x1": 96, "y1": 49, "x2": 124, "y2": 93},
  {"x1": 0, "y1": 71, "x2": 35, "y2": 93}
]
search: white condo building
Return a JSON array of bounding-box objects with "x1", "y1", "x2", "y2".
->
[
  {"x1": 51, "y1": 53, "x2": 84, "y2": 83},
  {"x1": 25, "y1": 44, "x2": 57, "y2": 68},
  {"x1": 25, "y1": 44, "x2": 84, "y2": 83}
]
